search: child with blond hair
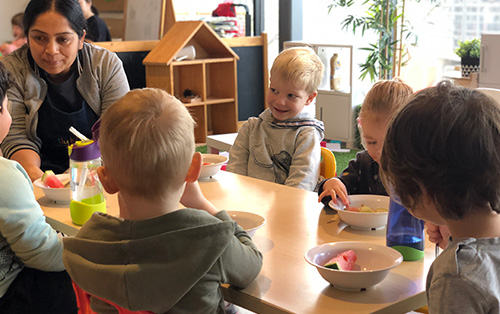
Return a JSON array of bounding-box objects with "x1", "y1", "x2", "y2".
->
[
  {"x1": 227, "y1": 47, "x2": 325, "y2": 191},
  {"x1": 380, "y1": 81, "x2": 500, "y2": 312},
  {"x1": 318, "y1": 79, "x2": 413, "y2": 206},
  {"x1": 63, "y1": 88, "x2": 263, "y2": 313}
]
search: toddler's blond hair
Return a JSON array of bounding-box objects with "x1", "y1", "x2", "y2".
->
[
  {"x1": 270, "y1": 47, "x2": 324, "y2": 95},
  {"x1": 99, "y1": 88, "x2": 195, "y2": 199},
  {"x1": 360, "y1": 78, "x2": 414, "y2": 122}
]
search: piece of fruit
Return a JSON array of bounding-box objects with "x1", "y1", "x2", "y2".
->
[
  {"x1": 41, "y1": 170, "x2": 64, "y2": 188},
  {"x1": 359, "y1": 205, "x2": 375, "y2": 213},
  {"x1": 375, "y1": 208, "x2": 388, "y2": 212},
  {"x1": 324, "y1": 250, "x2": 357, "y2": 271}
]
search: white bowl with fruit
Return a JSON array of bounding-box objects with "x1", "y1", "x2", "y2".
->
[
  {"x1": 34, "y1": 171, "x2": 95, "y2": 204},
  {"x1": 199, "y1": 154, "x2": 228, "y2": 179},
  {"x1": 305, "y1": 241, "x2": 403, "y2": 291},
  {"x1": 329, "y1": 194, "x2": 390, "y2": 230},
  {"x1": 34, "y1": 171, "x2": 72, "y2": 204}
]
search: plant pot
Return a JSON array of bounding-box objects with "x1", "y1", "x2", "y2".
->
[{"x1": 461, "y1": 57, "x2": 480, "y2": 78}]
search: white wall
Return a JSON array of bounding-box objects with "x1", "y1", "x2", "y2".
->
[{"x1": 0, "y1": 0, "x2": 30, "y2": 44}]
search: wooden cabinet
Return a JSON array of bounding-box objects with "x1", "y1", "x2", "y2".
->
[{"x1": 144, "y1": 21, "x2": 239, "y2": 143}]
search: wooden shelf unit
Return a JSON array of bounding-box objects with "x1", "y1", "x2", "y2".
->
[{"x1": 143, "y1": 21, "x2": 239, "y2": 143}]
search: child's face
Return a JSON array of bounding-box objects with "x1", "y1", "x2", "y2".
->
[
  {"x1": 12, "y1": 25, "x2": 23, "y2": 40},
  {"x1": 407, "y1": 189, "x2": 446, "y2": 226},
  {"x1": 360, "y1": 115, "x2": 389, "y2": 164},
  {"x1": 267, "y1": 76, "x2": 316, "y2": 121},
  {"x1": 0, "y1": 97, "x2": 12, "y2": 142}
]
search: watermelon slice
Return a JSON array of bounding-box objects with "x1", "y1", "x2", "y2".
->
[
  {"x1": 41, "y1": 170, "x2": 64, "y2": 188},
  {"x1": 324, "y1": 250, "x2": 357, "y2": 271}
]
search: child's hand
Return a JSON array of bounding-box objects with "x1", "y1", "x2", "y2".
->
[
  {"x1": 425, "y1": 222, "x2": 450, "y2": 249},
  {"x1": 180, "y1": 181, "x2": 219, "y2": 216},
  {"x1": 318, "y1": 178, "x2": 350, "y2": 207}
]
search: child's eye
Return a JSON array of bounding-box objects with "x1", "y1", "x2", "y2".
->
[
  {"x1": 270, "y1": 88, "x2": 278, "y2": 94},
  {"x1": 366, "y1": 141, "x2": 377, "y2": 145},
  {"x1": 287, "y1": 94, "x2": 297, "y2": 99}
]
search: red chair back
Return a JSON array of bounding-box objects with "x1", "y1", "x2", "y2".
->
[{"x1": 72, "y1": 282, "x2": 154, "y2": 314}]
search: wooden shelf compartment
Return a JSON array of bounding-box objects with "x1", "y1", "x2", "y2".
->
[
  {"x1": 209, "y1": 102, "x2": 238, "y2": 134},
  {"x1": 172, "y1": 63, "x2": 205, "y2": 101},
  {"x1": 206, "y1": 61, "x2": 237, "y2": 100}
]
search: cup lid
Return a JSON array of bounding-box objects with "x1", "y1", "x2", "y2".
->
[{"x1": 69, "y1": 140, "x2": 100, "y2": 161}]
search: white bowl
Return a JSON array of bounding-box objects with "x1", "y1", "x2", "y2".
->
[
  {"x1": 226, "y1": 210, "x2": 266, "y2": 237},
  {"x1": 330, "y1": 195, "x2": 390, "y2": 230},
  {"x1": 200, "y1": 154, "x2": 228, "y2": 178},
  {"x1": 305, "y1": 241, "x2": 403, "y2": 291},
  {"x1": 34, "y1": 173, "x2": 71, "y2": 204}
]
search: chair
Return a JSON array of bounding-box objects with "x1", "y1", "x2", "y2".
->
[
  {"x1": 320, "y1": 147, "x2": 336, "y2": 179},
  {"x1": 72, "y1": 282, "x2": 154, "y2": 314}
]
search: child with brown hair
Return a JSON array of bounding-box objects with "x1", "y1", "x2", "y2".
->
[
  {"x1": 318, "y1": 79, "x2": 413, "y2": 206},
  {"x1": 0, "y1": 13, "x2": 27, "y2": 56},
  {"x1": 63, "y1": 88, "x2": 263, "y2": 313},
  {"x1": 228, "y1": 47, "x2": 325, "y2": 191},
  {"x1": 380, "y1": 81, "x2": 500, "y2": 312}
]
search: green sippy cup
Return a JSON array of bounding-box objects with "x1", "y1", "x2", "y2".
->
[{"x1": 68, "y1": 140, "x2": 106, "y2": 226}]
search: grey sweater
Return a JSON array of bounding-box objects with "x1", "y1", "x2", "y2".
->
[
  {"x1": 227, "y1": 108, "x2": 324, "y2": 191},
  {"x1": 0, "y1": 42, "x2": 129, "y2": 159},
  {"x1": 426, "y1": 237, "x2": 500, "y2": 313},
  {"x1": 63, "y1": 209, "x2": 263, "y2": 314}
]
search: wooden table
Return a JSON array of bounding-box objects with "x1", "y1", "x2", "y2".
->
[{"x1": 35, "y1": 171, "x2": 433, "y2": 314}]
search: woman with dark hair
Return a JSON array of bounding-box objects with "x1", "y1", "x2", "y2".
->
[
  {"x1": 79, "y1": 0, "x2": 111, "y2": 42},
  {"x1": 1, "y1": 0, "x2": 129, "y2": 181}
]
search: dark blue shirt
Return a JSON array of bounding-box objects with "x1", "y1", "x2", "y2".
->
[{"x1": 37, "y1": 64, "x2": 98, "y2": 173}]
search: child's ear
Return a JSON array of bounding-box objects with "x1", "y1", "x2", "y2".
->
[
  {"x1": 97, "y1": 166, "x2": 120, "y2": 194},
  {"x1": 185, "y1": 152, "x2": 202, "y2": 182},
  {"x1": 305, "y1": 91, "x2": 318, "y2": 106}
]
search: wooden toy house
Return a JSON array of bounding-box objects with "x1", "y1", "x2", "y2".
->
[{"x1": 143, "y1": 20, "x2": 239, "y2": 143}]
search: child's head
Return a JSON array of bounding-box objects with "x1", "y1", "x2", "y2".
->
[
  {"x1": 358, "y1": 79, "x2": 413, "y2": 163},
  {"x1": 267, "y1": 47, "x2": 323, "y2": 121},
  {"x1": 99, "y1": 88, "x2": 196, "y2": 200},
  {"x1": 11, "y1": 13, "x2": 25, "y2": 39},
  {"x1": 381, "y1": 81, "x2": 500, "y2": 223},
  {"x1": 0, "y1": 62, "x2": 13, "y2": 142}
]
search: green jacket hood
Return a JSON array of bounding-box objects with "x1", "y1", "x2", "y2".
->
[{"x1": 63, "y1": 209, "x2": 236, "y2": 313}]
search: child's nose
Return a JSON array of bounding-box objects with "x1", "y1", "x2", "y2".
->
[{"x1": 274, "y1": 95, "x2": 286, "y2": 106}]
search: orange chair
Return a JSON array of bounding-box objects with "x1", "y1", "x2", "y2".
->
[
  {"x1": 320, "y1": 147, "x2": 337, "y2": 179},
  {"x1": 72, "y1": 282, "x2": 154, "y2": 314}
]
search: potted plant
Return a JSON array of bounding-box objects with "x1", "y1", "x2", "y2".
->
[
  {"x1": 328, "y1": 0, "x2": 440, "y2": 82},
  {"x1": 454, "y1": 39, "x2": 481, "y2": 78}
]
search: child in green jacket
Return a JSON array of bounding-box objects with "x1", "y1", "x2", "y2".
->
[{"x1": 63, "y1": 88, "x2": 263, "y2": 313}]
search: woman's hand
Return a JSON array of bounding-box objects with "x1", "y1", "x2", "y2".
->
[
  {"x1": 426, "y1": 222, "x2": 451, "y2": 249},
  {"x1": 318, "y1": 178, "x2": 350, "y2": 207},
  {"x1": 180, "y1": 181, "x2": 219, "y2": 216}
]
